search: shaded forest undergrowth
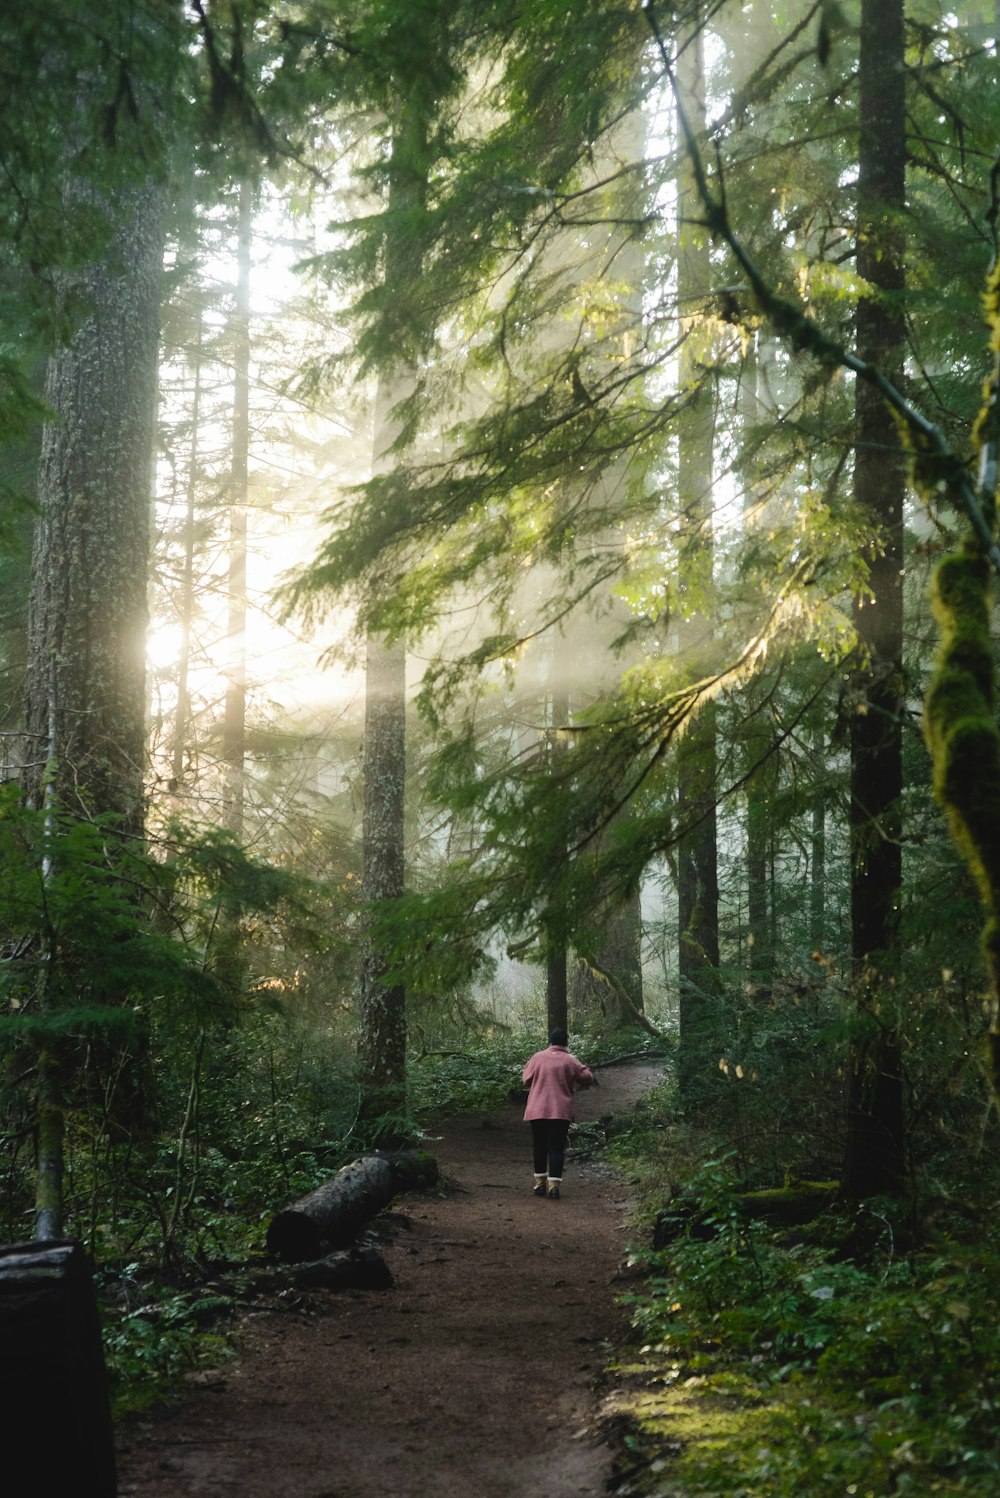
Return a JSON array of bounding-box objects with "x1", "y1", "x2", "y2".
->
[
  {"x1": 56, "y1": 1022, "x2": 1000, "y2": 1498},
  {"x1": 605, "y1": 1099, "x2": 1000, "y2": 1497}
]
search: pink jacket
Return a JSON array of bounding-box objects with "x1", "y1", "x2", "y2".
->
[{"x1": 523, "y1": 1045, "x2": 595, "y2": 1122}]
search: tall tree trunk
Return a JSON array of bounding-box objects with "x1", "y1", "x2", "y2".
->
[
  {"x1": 675, "y1": 12, "x2": 721, "y2": 1108},
  {"x1": 546, "y1": 679, "x2": 569, "y2": 1036},
  {"x1": 358, "y1": 601, "x2": 407, "y2": 1116},
  {"x1": 223, "y1": 175, "x2": 252, "y2": 840},
  {"x1": 745, "y1": 746, "x2": 774, "y2": 987},
  {"x1": 172, "y1": 310, "x2": 203, "y2": 792},
  {"x1": 810, "y1": 720, "x2": 827, "y2": 949},
  {"x1": 24, "y1": 187, "x2": 165, "y2": 834},
  {"x1": 559, "y1": 103, "x2": 648, "y2": 1038},
  {"x1": 843, "y1": 0, "x2": 907, "y2": 1198},
  {"x1": 23, "y1": 178, "x2": 167, "y2": 1234},
  {"x1": 357, "y1": 101, "x2": 430, "y2": 1122},
  {"x1": 740, "y1": 336, "x2": 777, "y2": 992}
]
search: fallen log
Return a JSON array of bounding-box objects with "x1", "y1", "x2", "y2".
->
[
  {"x1": 653, "y1": 1178, "x2": 840, "y2": 1248},
  {"x1": 0, "y1": 1239, "x2": 117, "y2": 1497},
  {"x1": 266, "y1": 1151, "x2": 438, "y2": 1262}
]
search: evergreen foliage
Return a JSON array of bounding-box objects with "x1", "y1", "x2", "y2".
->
[
  {"x1": 1, "y1": 0, "x2": 1000, "y2": 1454},
  {"x1": 616, "y1": 1151, "x2": 1000, "y2": 1497}
]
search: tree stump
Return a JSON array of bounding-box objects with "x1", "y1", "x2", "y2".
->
[
  {"x1": 266, "y1": 1151, "x2": 438, "y2": 1262},
  {"x1": 0, "y1": 1239, "x2": 117, "y2": 1496}
]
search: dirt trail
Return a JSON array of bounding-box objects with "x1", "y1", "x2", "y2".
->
[{"x1": 117, "y1": 1060, "x2": 663, "y2": 1498}]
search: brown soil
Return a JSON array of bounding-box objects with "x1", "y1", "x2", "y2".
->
[{"x1": 116, "y1": 1060, "x2": 663, "y2": 1498}]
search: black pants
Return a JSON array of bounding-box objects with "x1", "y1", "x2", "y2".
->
[{"x1": 530, "y1": 1119, "x2": 570, "y2": 1179}]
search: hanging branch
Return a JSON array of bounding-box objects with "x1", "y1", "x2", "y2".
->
[
  {"x1": 642, "y1": 1, "x2": 1000, "y2": 580},
  {"x1": 643, "y1": 1, "x2": 1000, "y2": 1093}
]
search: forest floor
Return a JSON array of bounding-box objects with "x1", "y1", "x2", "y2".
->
[{"x1": 116, "y1": 1059, "x2": 664, "y2": 1498}]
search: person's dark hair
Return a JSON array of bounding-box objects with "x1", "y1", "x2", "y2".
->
[{"x1": 548, "y1": 1026, "x2": 568, "y2": 1046}]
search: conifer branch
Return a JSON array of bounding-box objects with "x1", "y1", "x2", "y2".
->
[{"x1": 643, "y1": 3, "x2": 1000, "y2": 581}]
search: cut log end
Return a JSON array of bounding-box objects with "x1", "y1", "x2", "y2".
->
[
  {"x1": 265, "y1": 1210, "x2": 324, "y2": 1263},
  {"x1": 0, "y1": 1239, "x2": 117, "y2": 1497}
]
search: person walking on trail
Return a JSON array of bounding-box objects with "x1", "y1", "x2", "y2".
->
[{"x1": 522, "y1": 1027, "x2": 597, "y2": 1200}]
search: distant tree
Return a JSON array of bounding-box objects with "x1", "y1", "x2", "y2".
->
[
  {"x1": 674, "y1": 9, "x2": 722, "y2": 1107},
  {"x1": 222, "y1": 173, "x2": 255, "y2": 840}
]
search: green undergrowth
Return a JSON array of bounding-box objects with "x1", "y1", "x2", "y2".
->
[
  {"x1": 101, "y1": 1022, "x2": 653, "y2": 1414},
  {"x1": 610, "y1": 1157, "x2": 1000, "y2": 1497},
  {"x1": 101, "y1": 1275, "x2": 239, "y2": 1415},
  {"x1": 408, "y1": 1021, "x2": 661, "y2": 1120},
  {"x1": 94, "y1": 1021, "x2": 659, "y2": 1413},
  {"x1": 97, "y1": 1139, "x2": 355, "y2": 1416}
]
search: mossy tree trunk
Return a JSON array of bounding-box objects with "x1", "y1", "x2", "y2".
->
[
  {"x1": 842, "y1": 0, "x2": 907, "y2": 1199},
  {"x1": 921, "y1": 258, "x2": 1000, "y2": 1102}
]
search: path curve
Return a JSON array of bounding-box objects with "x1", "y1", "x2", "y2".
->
[{"x1": 117, "y1": 1060, "x2": 663, "y2": 1498}]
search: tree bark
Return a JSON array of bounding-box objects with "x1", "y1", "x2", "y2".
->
[
  {"x1": 22, "y1": 173, "x2": 167, "y2": 1227},
  {"x1": 810, "y1": 720, "x2": 827, "y2": 948},
  {"x1": 24, "y1": 182, "x2": 166, "y2": 836},
  {"x1": 843, "y1": 0, "x2": 907, "y2": 1198},
  {"x1": 359, "y1": 624, "x2": 407, "y2": 1111}
]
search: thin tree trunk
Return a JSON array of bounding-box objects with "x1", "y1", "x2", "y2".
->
[
  {"x1": 172, "y1": 310, "x2": 203, "y2": 790},
  {"x1": 675, "y1": 11, "x2": 721, "y2": 1108},
  {"x1": 546, "y1": 679, "x2": 570, "y2": 1036},
  {"x1": 34, "y1": 1046, "x2": 65, "y2": 1241},
  {"x1": 810, "y1": 721, "x2": 826, "y2": 948},
  {"x1": 357, "y1": 97, "x2": 430, "y2": 1119},
  {"x1": 223, "y1": 175, "x2": 252, "y2": 839},
  {"x1": 740, "y1": 337, "x2": 777, "y2": 991},
  {"x1": 358, "y1": 615, "x2": 407, "y2": 1113},
  {"x1": 843, "y1": 0, "x2": 907, "y2": 1198}
]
